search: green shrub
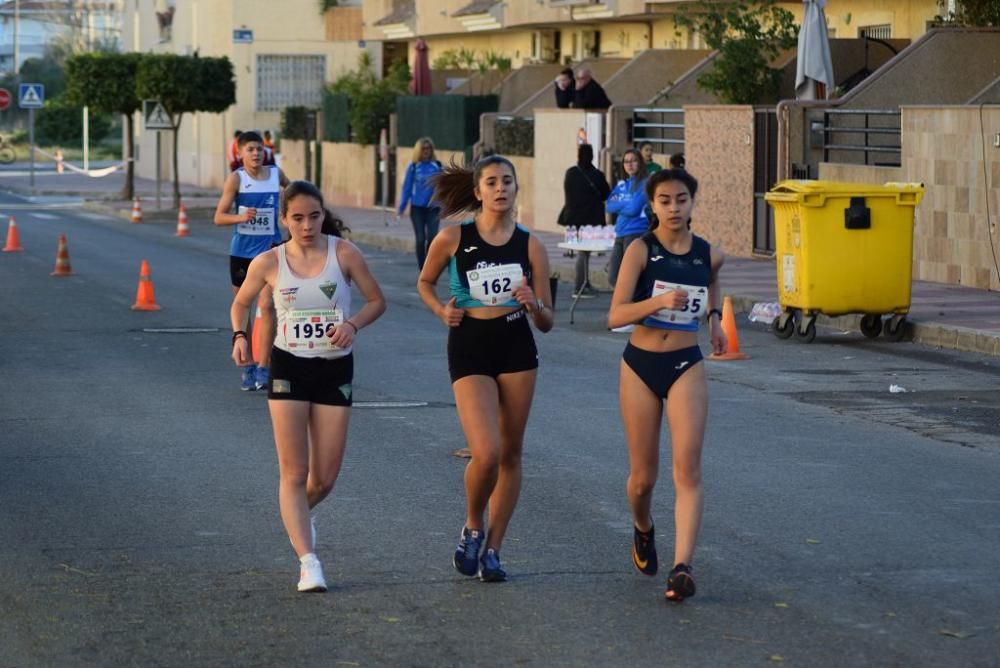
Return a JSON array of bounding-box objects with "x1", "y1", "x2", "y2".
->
[
  {"x1": 281, "y1": 106, "x2": 315, "y2": 140},
  {"x1": 36, "y1": 99, "x2": 112, "y2": 145}
]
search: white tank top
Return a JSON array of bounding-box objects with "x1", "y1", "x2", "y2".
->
[{"x1": 273, "y1": 237, "x2": 352, "y2": 359}]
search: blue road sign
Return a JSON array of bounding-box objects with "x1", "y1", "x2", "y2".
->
[
  {"x1": 233, "y1": 29, "x2": 253, "y2": 43},
  {"x1": 18, "y1": 83, "x2": 44, "y2": 109}
]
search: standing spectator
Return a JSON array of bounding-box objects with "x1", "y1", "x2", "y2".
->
[
  {"x1": 606, "y1": 148, "x2": 648, "y2": 294},
  {"x1": 262, "y1": 130, "x2": 276, "y2": 151},
  {"x1": 639, "y1": 141, "x2": 662, "y2": 175},
  {"x1": 398, "y1": 137, "x2": 443, "y2": 270},
  {"x1": 227, "y1": 130, "x2": 242, "y2": 172},
  {"x1": 572, "y1": 67, "x2": 612, "y2": 110},
  {"x1": 669, "y1": 152, "x2": 686, "y2": 170},
  {"x1": 560, "y1": 143, "x2": 610, "y2": 295},
  {"x1": 554, "y1": 68, "x2": 575, "y2": 109}
]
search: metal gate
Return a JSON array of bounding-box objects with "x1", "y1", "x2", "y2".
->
[{"x1": 752, "y1": 108, "x2": 779, "y2": 255}]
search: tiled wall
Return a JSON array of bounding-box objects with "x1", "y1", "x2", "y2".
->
[
  {"x1": 684, "y1": 105, "x2": 756, "y2": 257},
  {"x1": 903, "y1": 107, "x2": 999, "y2": 290},
  {"x1": 322, "y1": 142, "x2": 376, "y2": 209}
]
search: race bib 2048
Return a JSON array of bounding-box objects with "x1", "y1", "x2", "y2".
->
[{"x1": 237, "y1": 206, "x2": 275, "y2": 236}]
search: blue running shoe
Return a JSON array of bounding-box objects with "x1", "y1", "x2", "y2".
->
[
  {"x1": 453, "y1": 527, "x2": 483, "y2": 576},
  {"x1": 241, "y1": 364, "x2": 257, "y2": 391},
  {"x1": 254, "y1": 365, "x2": 270, "y2": 391},
  {"x1": 479, "y1": 548, "x2": 507, "y2": 582}
]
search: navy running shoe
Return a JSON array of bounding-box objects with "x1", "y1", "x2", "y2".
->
[
  {"x1": 241, "y1": 364, "x2": 257, "y2": 391},
  {"x1": 632, "y1": 523, "x2": 658, "y2": 576},
  {"x1": 254, "y1": 365, "x2": 270, "y2": 391},
  {"x1": 478, "y1": 548, "x2": 507, "y2": 582},
  {"x1": 453, "y1": 527, "x2": 483, "y2": 576}
]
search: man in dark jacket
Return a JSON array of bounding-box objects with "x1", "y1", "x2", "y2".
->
[
  {"x1": 572, "y1": 67, "x2": 612, "y2": 110},
  {"x1": 560, "y1": 143, "x2": 611, "y2": 294},
  {"x1": 554, "y1": 68, "x2": 575, "y2": 108}
]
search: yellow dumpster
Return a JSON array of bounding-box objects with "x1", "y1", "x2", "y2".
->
[{"x1": 764, "y1": 180, "x2": 924, "y2": 343}]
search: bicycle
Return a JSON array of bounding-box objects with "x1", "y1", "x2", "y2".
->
[{"x1": 0, "y1": 135, "x2": 15, "y2": 164}]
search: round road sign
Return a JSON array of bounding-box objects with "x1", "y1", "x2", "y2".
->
[{"x1": 0, "y1": 88, "x2": 11, "y2": 111}]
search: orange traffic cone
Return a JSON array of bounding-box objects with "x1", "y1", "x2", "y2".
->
[
  {"x1": 175, "y1": 205, "x2": 190, "y2": 237},
  {"x1": 707, "y1": 295, "x2": 750, "y2": 361},
  {"x1": 2, "y1": 216, "x2": 23, "y2": 252},
  {"x1": 50, "y1": 234, "x2": 73, "y2": 276},
  {"x1": 251, "y1": 306, "x2": 263, "y2": 362},
  {"x1": 130, "y1": 259, "x2": 161, "y2": 311},
  {"x1": 130, "y1": 197, "x2": 143, "y2": 224}
]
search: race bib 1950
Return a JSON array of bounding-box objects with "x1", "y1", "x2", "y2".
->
[
  {"x1": 649, "y1": 281, "x2": 708, "y2": 325},
  {"x1": 237, "y1": 206, "x2": 275, "y2": 236},
  {"x1": 467, "y1": 264, "x2": 524, "y2": 305},
  {"x1": 284, "y1": 309, "x2": 344, "y2": 351}
]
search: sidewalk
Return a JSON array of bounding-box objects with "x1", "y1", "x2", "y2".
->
[{"x1": 3, "y1": 161, "x2": 997, "y2": 356}]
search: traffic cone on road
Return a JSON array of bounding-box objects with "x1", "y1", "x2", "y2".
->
[
  {"x1": 2, "y1": 216, "x2": 23, "y2": 252},
  {"x1": 175, "y1": 205, "x2": 190, "y2": 237},
  {"x1": 130, "y1": 259, "x2": 161, "y2": 311},
  {"x1": 130, "y1": 197, "x2": 143, "y2": 224},
  {"x1": 251, "y1": 306, "x2": 263, "y2": 362},
  {"x1": 50, "y1": 234, "x2": 73, "y2": 276},
  {"x1": 707, "y1": 295, "x2": 750, "y2": 361}
]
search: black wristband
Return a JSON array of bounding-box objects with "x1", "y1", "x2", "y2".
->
[
  {"x1": 232, "y1": 330, "x2": 248, "y2": 344},
  {"x1": 707, "y1": 308, "x2": 723, "y2": 320}
]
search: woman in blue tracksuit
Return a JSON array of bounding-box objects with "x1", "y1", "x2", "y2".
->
[
  {"x1": 398, "y1": 137, "x2": 443, "y2": 270},
  {"x1": 607, "y1": 148, "x2": 649, "y2": 288}
]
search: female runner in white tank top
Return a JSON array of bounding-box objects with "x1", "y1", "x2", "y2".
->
[{"x1": 230, "y1": 180, "x2": 386, "y2": 593}]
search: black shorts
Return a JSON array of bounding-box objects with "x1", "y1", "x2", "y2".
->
[
  {"x1": 448, "y1": 309, "x2": 538, "y2": 383},
  {"x1": 230, "y1": 255, "x2": 253, "y2": 288},
  {"x1": 623, "y1": 343, "x2": 702, "y2": 399},
  {"x1": 267, "y1": 347, "x2": 354, "y2": 406}
]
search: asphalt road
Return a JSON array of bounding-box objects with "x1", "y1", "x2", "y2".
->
[{"x1": 1, "y1": 191, "x2": 999, "y2": 667}]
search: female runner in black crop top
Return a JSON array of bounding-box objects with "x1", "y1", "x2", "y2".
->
[
  {"x1": 417, "y1": 156, "x2": 554, "y2": 582},
  {"x1": 607, "y1": 169, "x2": 726, "y2": 602}
]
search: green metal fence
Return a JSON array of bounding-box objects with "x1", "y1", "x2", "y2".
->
[
  {"x1": 396, "y1": 95, "x2": 498, "y2": 153},
  {"x1": 322, "y1": 92, "x2": 351, "y2": 142}
]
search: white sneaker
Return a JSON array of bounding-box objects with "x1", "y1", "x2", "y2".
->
[
  {"x1": 611, "y1": 325, "x2": 635, "y2": 333},
  {"x1": 297, "y1": 554, "x2": 327, "y2": 593}
]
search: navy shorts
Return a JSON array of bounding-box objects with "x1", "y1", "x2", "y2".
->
[
  {"x1": 267, "y1": 347, "x2": 354, "y2": 406},
  {"x1": 623, "y1": 343, "x2": 702, "y2": 398},
  {"x1": 447, "y1": 310, "x2": 538, "y2": 383}
]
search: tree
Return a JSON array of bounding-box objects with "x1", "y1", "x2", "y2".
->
[
  {"x1": 65, "y1": 53, "x2": 142, "y2": 199},
  {"x1": 136, "y1": 54, "x2": 236, "y2": 207},
  {"x1": 936, "y1": 0, "x2": 1000, "y2": 26},
  {"x1": 329, "y1": 53, "x2": 410, "y2": 145},
  {"x1": 675, "y1": 0, "x2": 798, "y2": 104}
]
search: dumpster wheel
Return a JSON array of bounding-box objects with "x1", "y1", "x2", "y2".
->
[
  {"x1": 860, "y1": 314, "x2": 883, "y2": 339},
  {"x1": 796, "y1": 315, "x2": 817, "y2": 343},
  {"x1": 885, "y1": 315, "x2": 907, "y2": 342},
  {"x1": 773, "y1": 311, "x2": 796, "y2": 339}
]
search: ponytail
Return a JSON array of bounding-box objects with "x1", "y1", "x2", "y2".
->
[{"x1": 430, "y1": 155, "x2": 518, "y2": 219}]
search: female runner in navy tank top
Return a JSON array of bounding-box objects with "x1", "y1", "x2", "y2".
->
[
  {"x1": 607, "y1": 169, "x2": 727, "y2": 602},
  {"x1": 417, "y1": 156, "x2": 554, "y2": 582}
]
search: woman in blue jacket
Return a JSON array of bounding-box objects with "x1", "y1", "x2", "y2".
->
[
  {"x1": 398, "y1": 137, "x2": 443, "y2": 269},
  {"x1": 607, "y1": 149, "x2": 649, "y2": 287}
]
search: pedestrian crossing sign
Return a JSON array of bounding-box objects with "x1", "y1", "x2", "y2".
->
[
  {"x1": 143, "y1": 100, "x2": 172, "y2": 130},
  {"x1": 18, "y1": 83, "x2": 44, "y2": 109}
]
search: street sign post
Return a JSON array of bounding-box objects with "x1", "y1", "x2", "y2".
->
[
  {"x1": 19, "y1": 84, "x2": 44, "y2": 188},
  {"x1": 144, "y1": 100, "x2": 172, "y2": 209},
  {"x1": 0, "y1": 88, "x2": 11, "y2": 111}
]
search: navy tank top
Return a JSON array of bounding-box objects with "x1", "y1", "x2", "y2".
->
[
  {"x1": 632, "y1": 232, "x2": 712, "y2": 332},
  {"x1": 448, "y1": 221, "x2": 532, "y2": 308}
]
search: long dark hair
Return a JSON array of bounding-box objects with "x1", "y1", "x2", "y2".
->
[
  {"x1": 430, "y1": 155, "x2": 518, "y2": 219},
  {"x1": 281, "y1": 180, "x2": 348, "y2": 238},
  {"x1": 645, "y1": 168, "x2": 699, "y2": 230}
]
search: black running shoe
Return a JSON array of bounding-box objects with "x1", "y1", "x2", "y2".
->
[{"x1": 632, "y1": 524, "x2": 658, "y2": 576}]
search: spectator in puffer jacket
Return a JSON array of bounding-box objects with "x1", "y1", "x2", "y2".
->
[{"x1": 606, "y1": 148, "x2": 649, "y2": 287}]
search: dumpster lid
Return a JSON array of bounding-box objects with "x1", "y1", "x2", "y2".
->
[{"x1": 768, "y1": 180, "x2": 924, "y2": 195}]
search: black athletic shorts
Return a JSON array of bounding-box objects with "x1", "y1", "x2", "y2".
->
[
  {"x1": 447, "y1": 309, "x2": 538, "y2": 383},
  {"x1": 267, "y1": 347, "x2": 354, "y2": 406},
  {"x1": 230, "y1": 255, "x2": 253, "y2": 288}
]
